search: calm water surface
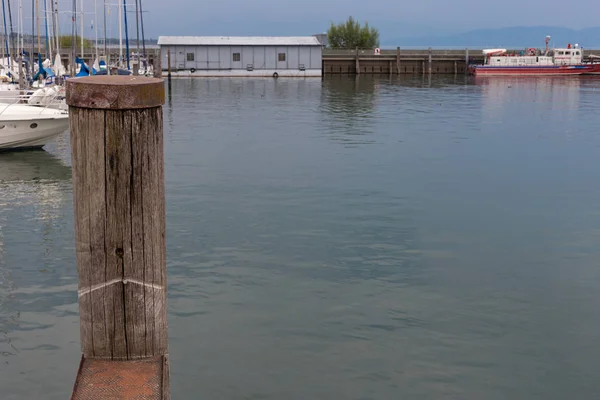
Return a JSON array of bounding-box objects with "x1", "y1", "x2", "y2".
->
[{"x1": 1, "y1": 76, "x2": 600, "y2": 399}]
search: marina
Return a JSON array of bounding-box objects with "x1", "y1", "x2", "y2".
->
[{"x1": 0, "y1": 0, "x2": 600, "y2": 397}]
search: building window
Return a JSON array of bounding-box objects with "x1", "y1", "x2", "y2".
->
[
  {"x1": 186, "y1": 53, "x2": 194, "y2": 61},
  {"x1": 278, "y1": 53, "x2": 286, "y2": 62},
  {"x1": 233, "y1": 53, "x2": 241, "y2": 62}
]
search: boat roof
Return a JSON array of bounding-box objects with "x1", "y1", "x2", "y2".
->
[
  {"x1": 157, "y1": 36, "x2": 322, "y2": 46},
  {"x1": 482, "y1": 49, "x2": 507, "y2": 55}
]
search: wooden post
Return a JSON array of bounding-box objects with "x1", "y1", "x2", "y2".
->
[
  {"x1": 454, "y1": 60, "x2": 458, "y2": 75},
  {"x1": 66, "y1": 76, "x2": 169, "y2": 399},
  {"x1": 154, "y1": 50, "x2": 162, "y2": 78},
  {"x1": 389, "y1": 60, "x2": 392, "y2": 76},
  {"x1": 167, "y1": 48, "x2": 172, "y2": 79},
  {"x1": 396, "y1": 47, "x2": 401, "y2": 74},
  {"x1": 428, "y1": 47, "x2": 432, "y2": 74},
  {"x1": 465, "y1": 48, "x2": 469, "y2": 74},
  {"x1": 355, "y1": 47, "x2": 360, "y2": 75},
  {"x1": 133, "y1": 62, "x2": 140, "y2": 76}
]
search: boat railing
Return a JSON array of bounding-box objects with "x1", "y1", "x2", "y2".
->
[{"x1": 0, "y1": 89, "x2": 68, "y2": 116}]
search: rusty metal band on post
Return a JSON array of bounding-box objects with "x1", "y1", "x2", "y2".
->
[{"x1": 66, "y1": 76, "x2": 165, "y2": 109}]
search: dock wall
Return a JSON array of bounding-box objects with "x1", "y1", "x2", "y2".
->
[{"x1": 322, "y1": 48, "x2": 600, "y2": 75}]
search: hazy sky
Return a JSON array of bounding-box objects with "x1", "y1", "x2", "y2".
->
[{"x1": 17, "y1": 0, "x2": 600, "y2": 41}]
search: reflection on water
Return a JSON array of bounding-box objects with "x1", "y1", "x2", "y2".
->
[
  {"x1": 0, "y1": 142, "x2": 78, "y2": 400},
  {"x1": 477, "y1": 76, "x2": 583, "y2": 123},
  {"x1": 319, "y1": 76, "x2": 379, "y2": 145},
  {"x1": 0, "y1": 150, "x2": 72, "y2": 183},
  {"x1": 163, "y1": 76, "x2": 600, "y2": 399},
  {"x1": 4, "y1": 78, "x2": 600, "y2": 399},
  {"x1": 0, "y1": 150, "x2": 72, "y2": 224}
]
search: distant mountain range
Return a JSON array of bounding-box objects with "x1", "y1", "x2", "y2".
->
[{"x1": 383, "y1": 26, "x2": 600, "y2": 49}]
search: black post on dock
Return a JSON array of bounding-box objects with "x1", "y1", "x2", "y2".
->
[
  {"x1": 66, "y1": 76, "x2": 170, "y2": 399},
  {"x1": 167, "y1": 48, "x2": 172, "y2": 80},
  {"x1": 428, "y1": 47, "x2": 433, "y2": 75},
  {"x1": 154, "y1": 49, "x2": 162, "y2": 79}
]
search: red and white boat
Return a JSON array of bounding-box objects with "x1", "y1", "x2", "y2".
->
[{"x1": 469, "y1": 36, "x2": 594, "y2": 76}]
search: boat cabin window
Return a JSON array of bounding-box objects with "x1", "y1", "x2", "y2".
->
[
  {"x1": 575, "y1": 51, "x2": 580, "y2": 55},
  {"x1": 565, "y1": 51, "x2": 571, "y2": 55},
  {"x1": 558, "y1": 51, "x2": 564, "y2": 55}
]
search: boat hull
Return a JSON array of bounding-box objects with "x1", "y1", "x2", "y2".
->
[
  {"x1": 583, "y1": 64, "x2": 600, "y2": 75},
  {"x1": 0, "y1": 114, "x2": 69, "y2": 150},
  {"x1": 470, "y1": 65, "x2": 593, "y2": 76}
]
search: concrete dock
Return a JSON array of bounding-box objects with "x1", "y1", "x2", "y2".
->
[{"x1": 322, "y1": 48, "x2": 600, "y2": 75}]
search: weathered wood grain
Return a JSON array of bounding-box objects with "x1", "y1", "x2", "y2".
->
[
  {"x1": 68, "y1": 77, "x2": 168, "y2": 365},
  {"x1": 69, "y1": 108, "x2": 92, "y2": 356},
  {"x1": 104, "y1": 110, "x2": 130, "y2": 360},
  {"x1": 130, "y1": 109, "x2": 149, "y2": 358},
  {"x1": 86, "y1": 109, "x2": 110, "y2": 359}
]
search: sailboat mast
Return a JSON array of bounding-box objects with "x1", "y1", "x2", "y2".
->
[
  {"x1": 123, "y1": 0, "x2": 129, "y2": 69},
  {"x1": 71, "y1": 0, "x2": 76, "y2": 76},
  {"x1": 118, "y1": 0, "x2": 122, "y2": 66},
  {"x1": 36, "y1": 0, "x2": 40, "y2": 55},
  {"x1": 43, "y1": 0, "x2": 49, "y2": 58},
  {"x1": 18, "y1": 0, "x2": 22, "y2": 85},
  {"x1": 94, "y1": 0, "x2": 98, "y2": 63},
  {"x1": 17, "y1": 0, "x2": 20, "y2": 56},
  {"x1": 102, "y1": 0, "x2": 106, "y2": 57},
  {"x1": 51, "y1": 0, "x2": 58, "y2": 57},
  {"x1": 1, "y1": 0, "x2": 11, "y2": 72},
  {"x1": 30, "y1": 0, "x2": 33, "y2": 76},
  {"x1": 79, "y1": 0, "x2": 82, "y2": 58},
  {"x1": 134, "y1": 0, "x2": 139, "y2": 69},
  {"x1": 7, "y1": 0, "x2": 16, "y2": 66},
  {"x1": 139, "y1": 0, "x2": 145, "y2": 58}
]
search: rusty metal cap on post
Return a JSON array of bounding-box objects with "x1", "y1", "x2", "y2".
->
[{"x1": 66, "y1": 76, "x2": 165, "y2": 109}]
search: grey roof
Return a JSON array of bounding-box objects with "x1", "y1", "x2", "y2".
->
[{"x1": 157, "y1": 36, "x2": 322, "y2": 46}]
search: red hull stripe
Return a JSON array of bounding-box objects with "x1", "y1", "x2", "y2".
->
[{"x1": 472, "y1": 65, "x2": 594, "y2": 75}]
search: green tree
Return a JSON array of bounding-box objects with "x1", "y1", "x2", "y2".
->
[
  {"x1": 57, "y1": 35, "x2": 93, "y2": 49},
  {"x1": 327, "y1": 17, "x2": 380, "y2": 49}
]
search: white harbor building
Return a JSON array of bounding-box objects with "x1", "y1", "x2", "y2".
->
[{"x1": 157, "y1": 36, "x2": 323, "y2": 77}]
